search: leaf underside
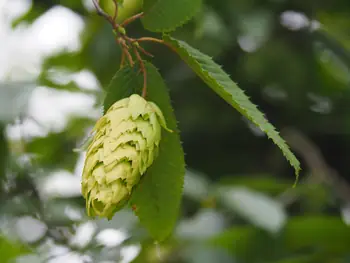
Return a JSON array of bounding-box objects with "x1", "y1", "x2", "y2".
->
[
  {"x1": 163, "y1": 35, "x2": 300, "y2": 179},
  {"x1": 104, "y1": 62, "x2": 185, "y2": 241}
]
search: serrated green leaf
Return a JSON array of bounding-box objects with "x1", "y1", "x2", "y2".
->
[
  {"x1": 103, "y1": 66, "x2": 141, "y2": 114},
  {"x1": 104, "y1": 62, "x2": 185, "y2": 241},
  {"x1": 163, "y1": 35, "x2": 300, "y2": 180},
  {"x1": 141, "y1": 0, "x2": 201, "y2": 32}
]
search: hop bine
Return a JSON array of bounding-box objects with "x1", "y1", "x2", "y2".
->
[{"x1": 81, "y1": 94, "x2": 171, "y2": 219}]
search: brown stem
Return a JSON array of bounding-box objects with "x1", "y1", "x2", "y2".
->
[
  {"x1": 116, "y1": 37, "x2": 133, "y2": 66},
  {"x1": 123, "y1": 36, "x2": 153, "y2": 56},
  {"x1": 136, "y1": 37, "x2": 165, "y2": 44},
  {"x1": 92, "y1": 0, "x2": 161, "y2": 99},
  {"x1": 121, "y1": 12, "x2": 144, "y2": 27},
  {"x1": 133, "y1": 46, "x2": 147, "y2": 98},
  {"x1": 137, "y1": 45, "x2": 154, "y2": 57},
  {"x1": 120, "y1": 50, "x2": 126, "y2": 67},
  {"x1": 136, "y1": 37, "x2": 176, "y2": 52},
  {"x1": 92, "y1": 0, "x2": 106, "y2": 18},
  {"x1": 112, "y1": 0, "x2": 119, "y2": 22},
  {"x1": 124, "y1": 48, "x2": 134, "y2": 66},
  {"x1": 92, "y1": 0, "x2": 119, "y2": 31}
]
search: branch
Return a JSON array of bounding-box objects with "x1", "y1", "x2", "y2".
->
[
  {"x1": 133, "y1": 46, "x2": 147, "y2": 98},
  {"x1": 92, "y1": 0, "x2": 119, "y2": 31},
  {"x1": 136, "y1": 37, "x2": 165, "y2": 45},
  {"x1": 112, "y1": 0, "x2": 119, "y2": 22},
  {"x1": 92, "y1": 0, "x2": 110, "y2": 22},
  {"x1": 121, "y1": 12, "x2": 144, "y2": 27}
]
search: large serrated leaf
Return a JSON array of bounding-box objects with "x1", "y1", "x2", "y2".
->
[
  {"x1": 163, "y1": 35, "x2": 300, "y2": 179},
  {"x1": 141, "y1": 0, "x2": 201, "y2": 32},
  {"x1": 104, "y1": 62, "x2": 185, "y2": 241},
  {"x1": 103, "y1": 66, "x2": 141, "y2": 114}
]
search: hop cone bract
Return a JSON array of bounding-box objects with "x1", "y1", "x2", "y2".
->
[{"x1": 81, "y1": 94, "x2": 170, "y2": 219}]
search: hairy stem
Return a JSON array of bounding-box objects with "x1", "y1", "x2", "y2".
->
[
  {"x1": 121, "y1": 12, "x2": 144, "y2": 27},
  {"x1": 91, "y1": 0, "x2": 170, "y2": 99},
  {"x1": 136, "y1": 37, "x2": 165, "y2": 44},
  {"x1": 133, "y1": 46, "x2": 147, "y2": 98},
  {"x1": 112, "y1": 0, "x2": 119, "y2": 22},
  {"x1": 120, "y1": 50, "x2": 126, "y2": 67}
]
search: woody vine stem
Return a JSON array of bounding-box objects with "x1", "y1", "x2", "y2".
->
[{"x1": 92, "y1": 0, "x2": 166, "y2": 98}]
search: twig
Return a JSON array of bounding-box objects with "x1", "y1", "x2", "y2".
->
[
  {"x1": 91, "y1": 0, "x2": 163, "y2": 98},
  {"x1": 124, "y1": 47, "x2": 134, "y2": 66},
  {"x1": 117, "y1": 37, "x2": 134, "y2": 66},
  {"x1": 136, "y1": 37, "x2": 165, "y2": 44},
  {"x1": 92, "y1": 0, "x2": 110, "y2": 22},
  {"x1": 136, "y1": 37, "x2": 176, "y2": 52},
  {"x1": 121, "y1": 12, "x2": 144, "y2": 27},
  {"x1": 120, "y1": 50, "x2": 126, "y2": 67},
  {"x1": 92, "y1": 0, "x2": 119, "y2": 31},
  {"x1": 123, "y1": 36, "x2": 154, "y2": 57},
  {"x1": 112, "y1": 0, "x2": 119, "y2": 22},
  {"x1": 133, "y1": 46, "x2": 147, "y2": 98},
  {"x1": 137, "y1": 45, "x2": 154, "y2": 57}
]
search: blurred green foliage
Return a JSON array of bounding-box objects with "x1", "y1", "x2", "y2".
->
[{"x1": 2, "y1": 0, "x2": 350, "y2": 262}]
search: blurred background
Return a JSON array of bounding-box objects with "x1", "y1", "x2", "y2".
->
[{"x1": 1, "y1": 0, "x2": 350, "y2": 262}]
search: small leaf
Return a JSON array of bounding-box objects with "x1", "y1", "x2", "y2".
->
[
  {"x1": 142, "y1": 0, "x2": 201, "y2": 32},
  {"x1": 163, "y1": 35, "x2": 300, "y2": 180},
  {"x1": 104, "y1": 62, "x2": 185, "y2": 241}
]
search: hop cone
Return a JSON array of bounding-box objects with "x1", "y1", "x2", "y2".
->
[{"x1": 81, "y1": 94, "x2": 170, "y2": 219}]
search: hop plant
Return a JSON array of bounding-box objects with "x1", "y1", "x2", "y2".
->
[{"x1": 81, "y1": 94, "x2": 171, "y2": 219}]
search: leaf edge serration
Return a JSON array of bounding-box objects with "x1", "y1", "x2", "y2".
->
[{"x1": 163, "y1": 34, "x2": 301, "y2": 181}]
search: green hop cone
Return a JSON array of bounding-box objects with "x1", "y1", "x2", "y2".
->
[{"x1": 81, "y1": 94, "x2": 171, "y2": 219}]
